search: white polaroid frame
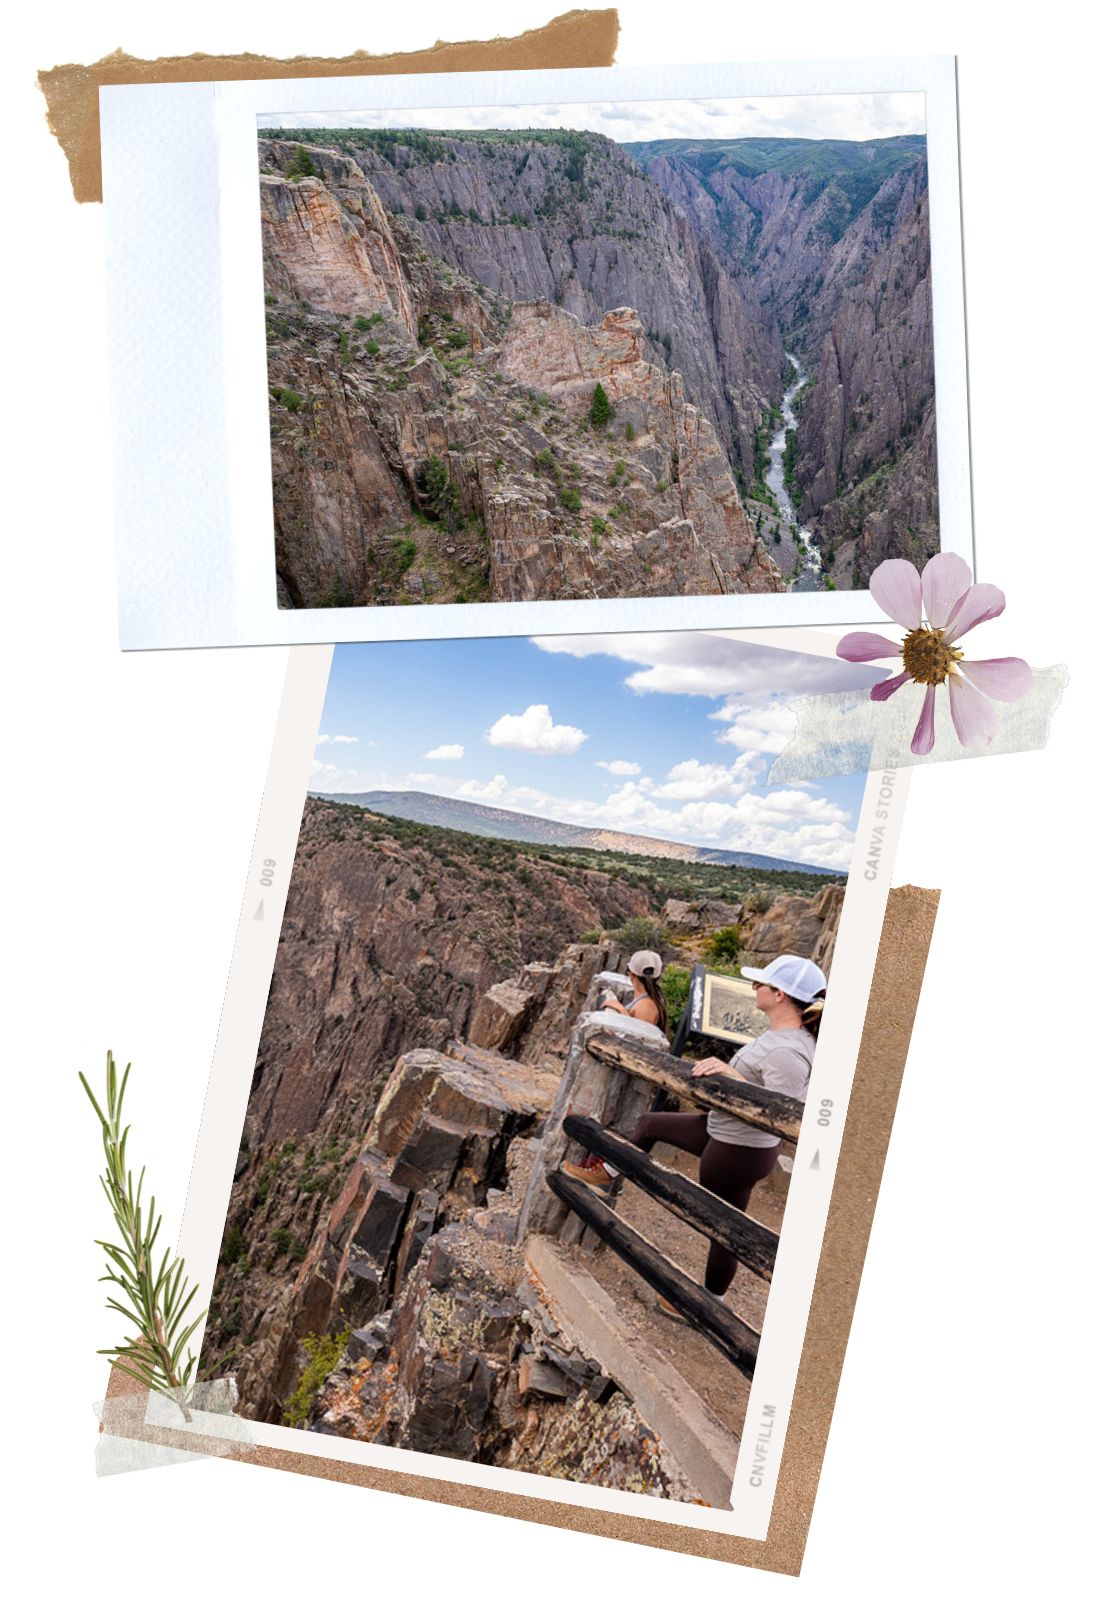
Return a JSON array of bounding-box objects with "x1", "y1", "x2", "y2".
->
[
  {"x1": 173, "y1": 627, "x2": 910, "y2": 1542},
  {"x1": 101, "y1": 57, "x2": 969, "y2": 649}
]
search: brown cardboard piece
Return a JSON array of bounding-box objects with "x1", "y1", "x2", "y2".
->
[
  {"x1": 37, "y1": 8, "x2": 620, "y2": 204},
  {"x1": 100, "y1": 884, "x2": 939, "y2": 1574}
]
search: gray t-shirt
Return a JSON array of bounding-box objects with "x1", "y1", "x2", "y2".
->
[{"x1": 705, "y1": 1028, "x2": 814, "y2": 1148}]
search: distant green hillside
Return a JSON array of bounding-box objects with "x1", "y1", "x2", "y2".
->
[{"x1": 625, "y1": 134, "x2": 926, "y2": 213}]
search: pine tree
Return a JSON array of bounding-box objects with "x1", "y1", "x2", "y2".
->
[
  {"x1": 286, "y1": 144, "x2": 316, "y2": 182},
  {"x1": 589, "y1": 381, "x2": 612, "y2": 428}
]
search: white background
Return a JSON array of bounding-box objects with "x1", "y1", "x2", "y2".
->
[{"x1": 3, "y1": 4, "x2": 1094, "y2": 1595}]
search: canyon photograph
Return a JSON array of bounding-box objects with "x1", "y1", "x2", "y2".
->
[
  {"x1": 259, "y1": 93, "x2": 937, "y2": 610},
  {"x1": 202, "y1": 632, "x2": 878, "y2": 1504}
]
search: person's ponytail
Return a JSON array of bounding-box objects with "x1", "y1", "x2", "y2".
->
[
  {"x1": 638, "y1": 971, "x2": 669, "y2": 1034},
  {"x1": 792, "y1": 990, "x2": 826, "y2": 1040}
]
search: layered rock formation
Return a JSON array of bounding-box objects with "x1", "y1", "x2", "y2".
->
[
  {"x1": 260, "y1": 139, "x2": 783, "y2": 608},
  {"x1": 739, "y1": 883, "x2": 845, "y2": 975},
  {"x1": 301, "y1": 129, "x2": 783, "y2": 480}
]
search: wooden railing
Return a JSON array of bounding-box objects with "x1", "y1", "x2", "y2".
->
[{"x1": 542, "y1": 1026, "x2": 801, "y2": 1377}]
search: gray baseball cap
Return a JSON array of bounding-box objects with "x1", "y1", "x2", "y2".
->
[{"x1": 627, "y1": 949, "x2": 663, "y2": 978}]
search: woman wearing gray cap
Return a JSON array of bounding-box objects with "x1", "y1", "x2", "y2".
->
[
  {"x1": 595, "y1": 948, "x2": 668, "y2": 1033},
  {"x1": 565, "y1": 953, "x2": 825, "y2": 1315}
]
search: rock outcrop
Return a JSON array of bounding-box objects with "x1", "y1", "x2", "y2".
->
[{"x1": 740, "y1": 884, "x2": 845, "y2": 975}]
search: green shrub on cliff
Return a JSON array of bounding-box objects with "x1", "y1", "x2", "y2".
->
[
  {"x1": 283, "y1": 1332, "x2": 349, "y2": 1429},
  {"x1": 423, "y1": 455, "x2": 463, "y2": 531},
  {"x1": 285, "y1": 145, "x2": 316, "y2": 182},
  {"x1": 704, "y1": 924, "x2": 744, "y2": 964}
]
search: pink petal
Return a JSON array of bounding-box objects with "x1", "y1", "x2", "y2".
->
[
  {"x1": 911, "y1": 685, "x2": 937, "y2": 754},
  {"x1": 836, "y1": 631, "x2": 902, "y2": 663},
  {"x1": 921, "y1": 552, "x2": 973, "y2": 629},
  {"x1": 869, "y1": 559, "x2": 923, "y2": 630},
  {"x1": 957, "y1": 657, "x2": 1033, "y2": 702},
  {"x1": 948, "y1": 672, "x2": 999, "y2": 747},
  {"x1": 870, "y1": 669, "x2": 913, "y2": 701},
  {"x1": 943, "y1": 582, "x2": 1006, "y2": 643}
]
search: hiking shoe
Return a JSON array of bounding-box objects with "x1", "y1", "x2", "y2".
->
[
  {"x1": 561, "y1": 1157, "x2": 613, "y2": 1190},
  {"x1": 656, "y1": 1295, "x2": 687, "y2": 1321}
]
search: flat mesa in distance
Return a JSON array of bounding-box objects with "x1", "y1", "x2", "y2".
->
[{"x1": 312, "y1": 790, "x2": 844, "y2": 877}]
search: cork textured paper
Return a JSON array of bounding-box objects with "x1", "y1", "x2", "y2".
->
[{"x1": 38, "y1": 10, "x2": 621, "y2": 204}]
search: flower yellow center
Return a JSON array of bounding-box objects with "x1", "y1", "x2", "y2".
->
[{"x1": 901, "y1": 626, "x2": 963, "y2": 686}]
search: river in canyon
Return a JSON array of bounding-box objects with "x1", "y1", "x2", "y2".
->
[{"x1": 766, "y1": 352, "x2": 824, "y2": 593}]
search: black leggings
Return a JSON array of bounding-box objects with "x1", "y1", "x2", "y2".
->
[{"x1": 631, "y1": 1111, "x2": 779, "y2": 1295}]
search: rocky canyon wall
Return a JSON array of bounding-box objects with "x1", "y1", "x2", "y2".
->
[{"x1": 260, "y1": 139, "x2": 783, "y2": 607}]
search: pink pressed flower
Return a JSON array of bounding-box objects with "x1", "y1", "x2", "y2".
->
[{"x1": 837, "y1": 553, "x2": 1032, "y2": 754}]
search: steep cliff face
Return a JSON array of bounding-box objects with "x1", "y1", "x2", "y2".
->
[
  {"x1": 247, "y1": 799, "x2": 652, "y2": 1151},
  {"x1": 629, "y1": 138, "x2": 937, "y2": 573},
  {"x1": 293, "y1": 129, "x2": 784, "y2": 480},
  {"x1": 261, "y1": 141, "x2": 782, "y2": 606},
  {"x1": 491, "y1": 302, "x2": 783, "y2": 598},
  {"x1": 792, "y1": 192, "x2": 937, "y2": 581}
]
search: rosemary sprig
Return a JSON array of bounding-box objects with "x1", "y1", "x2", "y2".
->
[{"x1": 80, "y1": 1051, "x2": 206, "y2": 1412}]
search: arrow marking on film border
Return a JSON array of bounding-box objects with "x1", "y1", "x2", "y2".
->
[
  {"x1": 253, "y1": 901, "x2": 265, "y2": 921},
  {"x1": 809, "y1": 1150, "x2": 821, "y2": 1171}
]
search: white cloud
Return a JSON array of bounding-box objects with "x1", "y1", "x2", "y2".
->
[
  {"x1": 713, "y1": 702, "x2": 798, "y2": 754},
  {"x1": 596, "y1": 759, "x2": 642, "y2": 776},
  {"x1": 263, "y1": 93, "x2": 925, "y2": 145},
  {"x1": 423, "y1": 743, "x2": 464, "y2": 760},
  {"x1": 654, "y1": 753, "x2": 765, "y2": 801},
  {"x1": 532, "y1": 632, "x2": 882, "y2": 701},
  {"x1": 315, "y1": 733, "x2": 359, "y2": 745},
  {"x1": 408, "y1": 771, "x2": 509, "y2": 802},
  {"x1": 486, "y1": 703, "x2": 588, "y2": 756}
]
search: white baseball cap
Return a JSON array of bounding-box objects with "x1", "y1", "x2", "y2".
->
[
  {"x1": 740, "y1": 955, "x2": 826, "y2": 1003},
  {"x1": 627, "y1": 949, "x2": 663, "y2": 978}
]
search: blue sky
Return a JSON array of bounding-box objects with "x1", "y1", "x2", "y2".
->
[
  {"x1": 261, "y1": 93, "x2": 925, "y2": 145},
  {"x1": 310, "y1": 632, "x2": 883, "y2": 871}
]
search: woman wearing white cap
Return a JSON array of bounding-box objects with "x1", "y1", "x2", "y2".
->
[
  {"x1": 595, "y1": 949, "x2": 668, "y2": 1034},
  {"x1": 565, "y1": 953, "x2": 825, "y2": 1314}
]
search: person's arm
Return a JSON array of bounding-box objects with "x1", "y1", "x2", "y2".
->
[
  {"x1": 691, "y1": 1055, "x2": 748, "y2": 1082},
  {"x1": 630, "y1": 996, "x2": 659, "y2": 1026},
  {"x1": 599, "y1": 991, "x2": 628, "y2": 1014}
]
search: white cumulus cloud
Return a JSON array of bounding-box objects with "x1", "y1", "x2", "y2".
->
[
  {"x1": 315, "y1": 733, "x2": 359, "y2": 745},
  {"x1": 486, "y1": 703, "x2": 588, "y2": 756},
  {"x1": 712, "y1": 703, "x2": 798, "y2": 754},
  {"x1": 423, "y1": 743, "x2": 464, "y2": 760},
  {"x1": 596, "y1": 759, "x2": 642, "y2": 776},
  {"x1": 654, "y1": 752, "x2": 765, "y2": 801}
]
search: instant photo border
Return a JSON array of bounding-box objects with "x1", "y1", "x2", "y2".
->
[
  {"x1": 160, "y1": 627, "x2": 921, "y2": 1558},
  {"x1": 101, "y1": 57, "x2": 968, "y2": 649}
]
